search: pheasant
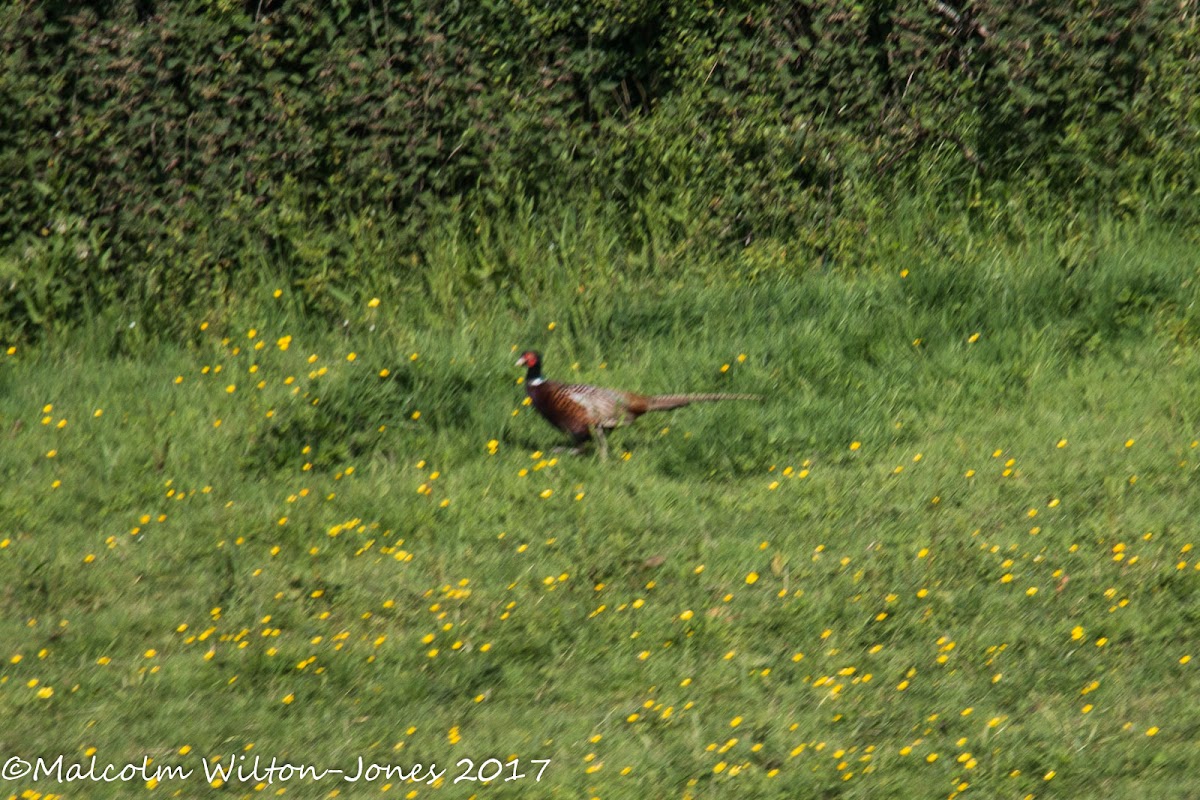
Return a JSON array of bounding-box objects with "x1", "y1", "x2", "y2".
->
[{"x1": 516, "y1": 350, "x2": 759, "y2": 457}]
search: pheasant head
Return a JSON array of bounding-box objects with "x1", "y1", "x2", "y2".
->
[{"x1": 516, "y1": 350, "x2": 544, "y2": 383}]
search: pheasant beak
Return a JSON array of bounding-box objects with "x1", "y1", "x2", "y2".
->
[{"x1": 515, "y1": 356, "x2": 526, "y2": 367}]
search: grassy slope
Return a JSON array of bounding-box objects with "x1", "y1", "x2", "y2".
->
[{"x1": 1, "y1": 223, "x2": 1199, "y2": 799}]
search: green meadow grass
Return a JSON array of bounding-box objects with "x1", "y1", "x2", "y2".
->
[{"x1": 2, "y1": 223, "x2": 1199, "y2": 799}]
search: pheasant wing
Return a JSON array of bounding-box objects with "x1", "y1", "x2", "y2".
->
[{"x1": 565, "y1": 384, "x2": 636, "y2": 429}]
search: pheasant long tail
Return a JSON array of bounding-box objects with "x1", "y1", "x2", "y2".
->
[{"x1": 643, "y1": 393, "x2": 762, "y2": 412}]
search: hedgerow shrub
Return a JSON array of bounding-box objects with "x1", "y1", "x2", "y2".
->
[{"x1": 1, "y1": 1, "x2": 1196, "y2": 336}]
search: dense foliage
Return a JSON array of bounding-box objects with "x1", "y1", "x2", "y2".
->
[{"x1": 1, "y1": 1, "x2": 1197, "y2": 335}]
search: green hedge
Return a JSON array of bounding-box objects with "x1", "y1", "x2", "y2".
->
[{"x1": 1, "y1": 1, "x2": 1197, "y2": 335}]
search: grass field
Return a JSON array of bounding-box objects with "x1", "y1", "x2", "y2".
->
[{"x1": 2, "y1": 220, "x2": 1199, "y2": 799}]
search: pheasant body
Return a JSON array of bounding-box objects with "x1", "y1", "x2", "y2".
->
[{"x1": 517, "y1": 351, "x2": 758, "y2": 454}]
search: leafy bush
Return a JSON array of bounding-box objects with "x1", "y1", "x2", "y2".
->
[{"x1": 1, "y1": 1, "x2": 1197, "y2": 338}]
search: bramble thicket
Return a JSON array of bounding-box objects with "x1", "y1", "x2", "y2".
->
[{"x1": 2, "y1": 1, "x2": 1198, "y2": 336}]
